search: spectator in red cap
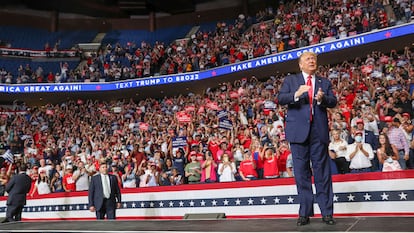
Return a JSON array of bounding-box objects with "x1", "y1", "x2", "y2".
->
[
  {"x1": 216, "y1": 138, "x2": 233, "y2": 162},
  {"x1": 184, "y1": 152, "x2": 201, "y2": 184},
  {"x1": 345, "y1": 130, "x2": 375, "y2": 173},
  {"x1": 62, "y1": 165, "x2": 76, "y2": 192},
  {"x1": 384, "y1": 117, "x2": 409, "y2": 170}
]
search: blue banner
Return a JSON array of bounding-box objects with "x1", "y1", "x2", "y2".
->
[
  {"x1": 1, "y1": 23, "x2": 413, "y2": 94},
  {"x1": 172, "y1": 136, "x2": 188, "y2": 148}
]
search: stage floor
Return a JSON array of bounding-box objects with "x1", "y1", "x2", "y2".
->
[{"x1": 0, "y1": 217, "x2": 413, "y2": 233}]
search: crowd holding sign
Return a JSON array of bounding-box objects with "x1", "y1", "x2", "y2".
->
[
  {"x1": 172, "y1": 137, "x2": 188, "y2": 148},
  {"x1": 176, "y1": 111, "x2": 192, "y2": 123},
  {"x1": 219, "y1": 118, "x2": 233, "y2": 130}
]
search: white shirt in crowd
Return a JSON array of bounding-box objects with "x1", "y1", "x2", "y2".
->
[
  {"x1": 328, "y1": 139, "x2": 348, "y2": 158},
  {"x1": 345, "y1": 143, "x2": 374, "y2": 169},
  {"x1": 218, "y1": 162, "x2": 236, "y2": 182}
]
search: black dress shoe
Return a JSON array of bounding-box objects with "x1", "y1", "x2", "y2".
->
[
  {"x1": 297, "y1": 216, "x2": 310, "y2": 226},
  {"x1": 322, "y1": 215, "x2": 336, "y2": 225}
]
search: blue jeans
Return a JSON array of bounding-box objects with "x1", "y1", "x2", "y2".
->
[
  {"x1": 398, "y1": 150, "x2": 407, "y2": 170},
  {"x1": 350, "y1": 167, "x2": 372, "y2": 173}
]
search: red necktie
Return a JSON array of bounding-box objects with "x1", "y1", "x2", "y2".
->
[{"x1": 307, "y1": 75, "x2": 313, "y2": 121}]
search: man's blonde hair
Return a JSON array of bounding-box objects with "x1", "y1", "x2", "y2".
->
[{"x1": 298, "y1": 51, "x2": 317, "y2": 61}]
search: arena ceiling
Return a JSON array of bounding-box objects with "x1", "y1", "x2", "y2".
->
[{"x1": 0, "y1": 0, "x2": 240, "y2": 18}]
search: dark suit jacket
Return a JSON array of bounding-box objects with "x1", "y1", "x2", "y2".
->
[
  {"x1": 5, "y1": 172, "x2": 32, "y2": 206},
  {"x1": 348, "y1": 130, "x2": 378, "y2": 150},
  {"x1": 277, "y1": 73, "x2": 337, "y2": 144},
  {"x1": 88, "y1": 173, "x2": 121, "y2": 211}
]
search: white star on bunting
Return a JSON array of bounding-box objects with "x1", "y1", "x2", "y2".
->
[
  {"x1": 381, "y1": 192, "x2": 389, "y2": 200},
  {"x1": 399, "y1": 192, "x2": 408, "y2": 200},
  {"x1": 235, "y1": 199, "x2": 241, "y2": 205},
  {"x1": 247, "y1": 198, "x2": 254, "y2": 205},
  {"x1": 347, "y1": 194, "x2": 355, "y2": 201},
  {"x1": 363, "y1": 193, "x2": 371, "y2": 201}
]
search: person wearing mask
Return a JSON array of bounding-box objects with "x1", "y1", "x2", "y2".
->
[
  {"x1": 348, "y1": 118, "x2": 379, "y2": 171},
  {"x1": 345, "y1": 131, "x2": 375, "y2": 173},
  {"x1": 277, "y1": 51, "x2": 337, "y2": 226}
]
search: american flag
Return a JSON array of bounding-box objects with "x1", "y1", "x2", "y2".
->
[{"x1": 1, "y1": 149, "x2": 14, "y2": 163}]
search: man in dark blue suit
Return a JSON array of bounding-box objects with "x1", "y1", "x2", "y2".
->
[
  {"x1": 88, "y1": 162, "x2": 122, "y2": 220},
  {"x1": 3, "y1": 164, "x2": 31, "y2": 222},
  {"x1": 277, "y1": 52, "x2": 337, "y2": 226}
]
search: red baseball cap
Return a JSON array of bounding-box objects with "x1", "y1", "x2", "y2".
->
[{"x1": 384, "y1": 116, "x2": 393, "y2": 122}]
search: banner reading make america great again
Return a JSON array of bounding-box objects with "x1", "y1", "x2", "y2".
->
[{"x1": 0, "y1": 23, "x2": 413, "y2": 94}]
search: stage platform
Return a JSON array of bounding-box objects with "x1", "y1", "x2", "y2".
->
[{"x1": 0, "y1": 217, "x2": 413, "y2": 233}]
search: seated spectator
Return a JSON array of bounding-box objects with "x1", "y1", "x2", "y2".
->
[
  {"x1": 260, "y1": 143, "x2": 279, "y2": 179},
  {"x1": 377, "y1": 133, "x2": 402, "y2": 172},
  {"x1": 159, "y1": 171, "x2": 172, "y2": 186},
  {"x1": 30, "y1": 170, "x2": 51, "y2": 197},
  {"x1": 122, "y1": 163, "x2": 138, "y2": 188},
  {"x1": 238, "y1": 149, "x2": 258, "y2": 181},
  {"x1": 184, "y1": 152, "x2": 201, "y2": 184},
  {"x1": 172, "y1": 148, "x2": 186, "y2": 177},
  {"x1": 50, "y1": 170, "x2": 64, "y2": 193},
  {"x1": 62, "y1": 165, "x2": 76, "y2": 192},
  {"x1": 329, "y1": 129, "x2": 350, "y2": 174},
  {"x1": 169, "y1": 167, "x2": 183, "y2": 185},
  {"x1": 384, "y1": 116, "x2": 409, "y2": 170},
  {"x1": 345, "y1": 131, "x2": 375, "y2": 173},
  {"x1": 73, "y1": 161, "x2": 90, "y2": 191},
  {"x1": 277, "y1": 141, "x2": 292, "y2": 177},
  {"x1": 201, "y1": 150, "x2": 217, "y2": 183},
  {"x1": 217, "y1": 153, "x2": 236, "y2": 182}
]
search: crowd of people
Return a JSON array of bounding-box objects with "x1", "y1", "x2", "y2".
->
[
  {"x1": 0, "y1": 44, "x2": 413, "y2": 197},
  {"x1": 0, "y1": 0, "x2": 413, "y2": 83}
]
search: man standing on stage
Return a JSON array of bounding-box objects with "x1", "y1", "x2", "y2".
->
[
  {"x1": 88, "y1": 162, "x2": 122, "y2": 220},
  {"x1": 277, "y1": 52, "x2": 337, "y2": 226},
  {"x1": 3, "y1": 164, "x2": 31, "y2": 222}
]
